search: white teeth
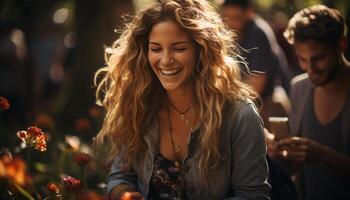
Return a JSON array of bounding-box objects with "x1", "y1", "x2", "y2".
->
[{"x1": 160, "y1": 68, "x2": 181, "y2": 75}]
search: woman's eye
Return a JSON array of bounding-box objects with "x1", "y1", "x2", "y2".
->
[
  {"x1": 174, "y1": 48, "x2": 186, "y2": 52},
  {"x1": 150, "y1": 48, "x2": 161, "y2": 53}
]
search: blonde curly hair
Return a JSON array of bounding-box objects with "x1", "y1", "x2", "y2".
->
[{"x1": 95, "y1": 0, "x2": 257, "y2": 181}]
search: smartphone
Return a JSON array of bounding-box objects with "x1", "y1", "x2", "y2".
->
[{"x1": 268, "y1": 117, "x2": 290, "y2": 140}]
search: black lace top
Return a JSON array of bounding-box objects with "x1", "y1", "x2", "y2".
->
[{"x1": 148, "y1": 152, "x2": 187, "y2": 200}]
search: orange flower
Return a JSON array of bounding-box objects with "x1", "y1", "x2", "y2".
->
[
  {"x1": 34, "y1": 134, "x2": 47, "y2": 152},
  {"x1": 47, "y1": 183, "x2": 60, "y2": 194},
  {"x1": 16, "y1": 126, "x2": 47, "y2": 152},
  {"x1": 27, "y1": 126, "x2": 44, "y2": 137},
  {"x1": 74, "y1": 152, "x2": 91, "y2": 167},
  {"x1": 0, "y1": 96, "x2": 10, "y2": 111},
  {"x1": 0, "y1": 154, "x2": 31, "y2": 186}
]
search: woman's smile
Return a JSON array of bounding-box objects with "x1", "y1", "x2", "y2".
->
[{"x1": 159, "y1": 67, "x2": 182, "y2": 76}]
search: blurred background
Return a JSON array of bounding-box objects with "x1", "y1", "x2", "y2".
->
[
  {"x1": 0, "y1": 0, "x2": 349, "y2": 146},
  {"x1": 1, "y1": 1, "x2": 349, "y2": 198}
]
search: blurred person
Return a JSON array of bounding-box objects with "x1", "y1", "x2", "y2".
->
[
  {"x1": 270, "y1": 5, "x2": 350, "y2": 200},
  {"x1": 271, "y1": 11, "x2": 304, "y2": 82},
  {"x1": 0, "y1": 24, "x2": 28, "y2": 147},
  {"x1": 94, "y1": 0, "x2": 270, "y2": 199},
  {"x1": 220, "y1": 0, "x2": 291, "y2": 126}
]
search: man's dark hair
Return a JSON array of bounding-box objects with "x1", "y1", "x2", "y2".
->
[
  {"x1": 222, "y1": 0, "x2": 251, "y2": 9},
  {"x1": 284, "y1": 5, "x2": 345, "y2": 45}
]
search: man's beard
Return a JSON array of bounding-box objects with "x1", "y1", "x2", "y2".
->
[{"x1": 311, "y1": 63, "x2": 340, "y2": 87}]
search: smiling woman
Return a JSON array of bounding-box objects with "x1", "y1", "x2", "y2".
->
[
  {"x1": 94, "y1": 0, "x2": 270, "y2": 199},
  {"x1": 148, "y1": 21, "x2": 197, "y2": 92}
]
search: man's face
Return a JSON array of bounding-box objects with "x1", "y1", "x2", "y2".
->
[
  {"x1": 221, "y1": 5, "x2": 249, "y2": 34},
  {"x1": 294, "y1": 40, "x2": 341, "y2": 86}
]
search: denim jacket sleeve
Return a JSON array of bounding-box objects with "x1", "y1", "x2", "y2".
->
[
  {"x1": 226, "y1": 102, "x2": 271, "y2": 200},
  {"x1": 106, "y1": 150, "x2": 138, "y2": 196}
]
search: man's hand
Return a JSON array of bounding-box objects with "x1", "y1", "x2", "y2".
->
[
  {"x1": 277, "y1": 136, "x2": 329, "y2": 163},
  {"x1": 264, "y1": 128, "x2": 278, "y2": 158}
]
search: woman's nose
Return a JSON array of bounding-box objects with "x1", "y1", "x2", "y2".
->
[{"x1": 160, "y1": 52, "x2": 174, "y2": 66}]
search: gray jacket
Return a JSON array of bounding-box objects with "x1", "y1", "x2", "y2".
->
[{"x1": 107, "y1": 100, "x2": 271, "y2": 200}]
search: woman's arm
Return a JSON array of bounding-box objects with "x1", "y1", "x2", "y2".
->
[{"x1": 107, "y1": 152, "x2": 140, "y2": 199}]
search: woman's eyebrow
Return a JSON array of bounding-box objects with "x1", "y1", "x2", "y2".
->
[{"x1": 149, "y1": 41, "x2": 190, "y2": 45}]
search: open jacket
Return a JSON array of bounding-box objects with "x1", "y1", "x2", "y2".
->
[{"x1": 107, "y1": 100, "x2": 271, "y2": 200}]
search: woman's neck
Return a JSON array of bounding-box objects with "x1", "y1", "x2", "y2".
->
[{"x1": 166, "y1": 86, "x2": 195, "y2": 113}]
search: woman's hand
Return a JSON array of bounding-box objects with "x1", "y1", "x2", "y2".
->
[
  {"x1": 120, "y1": 192, "x2": 145, "y2": 200},
  {"x1": 110, "y1": 184, "x2": 144, "y2": 200}
]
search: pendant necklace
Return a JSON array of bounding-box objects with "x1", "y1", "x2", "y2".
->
[
  {"x1": 167, "y1": 102, "x2": 191, "y2": 198},
  {"x1": 167, "y1": 102, "x2": 181, "y2": 168},
  {"x1": 167, "y1": 97, "x2": 192, "y2": 129}
]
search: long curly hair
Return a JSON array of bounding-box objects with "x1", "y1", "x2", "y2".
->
[{"x1": 95, "y1": 0, "x2": 257, "y2": 181}]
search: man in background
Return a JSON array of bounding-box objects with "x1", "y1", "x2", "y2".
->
[
  {"x1": 220, "y1": 0, "x2": 291, "y2": 124},
  {"x1": 274, "y1": 5, "x2": 350, "y2": 200}
]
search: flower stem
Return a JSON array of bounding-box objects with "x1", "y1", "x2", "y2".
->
[
  {"x1": 81, "y1": 166, "x2": 87, "y2": 187},
  {"x1": 13, "y1": 182, "x2": 35, "y2": 200},
  {"x1": 43, "y1": 194, "x2": 67, "y2": 200},
  {"x1": 58, "y1": 151, "x2": 66, "y2": 175},
  {"x1": 26, "y1": 148, "x2": 31, "y2": 165}
]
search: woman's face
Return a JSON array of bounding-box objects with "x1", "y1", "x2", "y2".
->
[{"x1": 148, "y1": 20, "x2": 197, "y2": 92}]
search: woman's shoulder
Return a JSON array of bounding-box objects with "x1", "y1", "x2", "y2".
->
[
  {"x1": 222, "y1": 98, "x2": 261, "y2": 126},
  {"x1": 223, "y1": 98, "x2": 258, "y2": 116},
  {"x1": 220, "y1": 98, "x2": 263, "y2": 140}
]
